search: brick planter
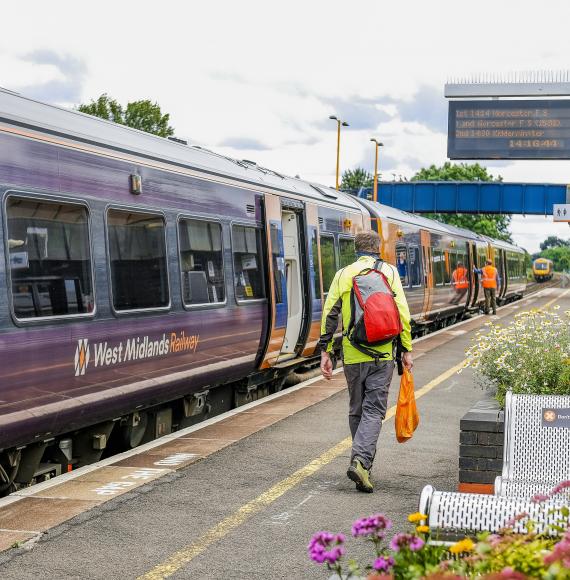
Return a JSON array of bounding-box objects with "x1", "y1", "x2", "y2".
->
[{"x1": 458, "y1": 398, "x2": 504, "y2": 494}]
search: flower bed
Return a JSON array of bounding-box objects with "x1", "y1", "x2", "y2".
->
[
  {"x1": 463, "y1": 306, "x2": 570, "y2": 406},
  {"x1": 308, "y1": 483, "x2": 570, "y2": 579}
]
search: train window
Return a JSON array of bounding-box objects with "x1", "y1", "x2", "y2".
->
[
  {"x1": 178, "y1": 218, "x2": 225, "y2": 306},
  {"x1": 433, "y1": 249, "x2": 445, "y2": 286},
  {"x1": 395, "y1": 243, "x2": 409, "y2": 287},
  {"x1": 107, "y1": 209, "x2": 169, "y2": 311},
  {"x1": 443, "y1": 251, "x2": 452, "y2": 285},
  {"x1": 408, "y1": 246, "x2": 422, "y2": 287},
  {"x1": 6, "y1": 197, "x2": 94, "y2": 319},
  {"x1": 270, "y1": 223, "x2": 284, "y2": 304},
  {"x1": 449, "y1": 251, "x2": 458, "y2": 276},
  {"x1": 310, "y1": 229, "x2": 321, "y2": 300},
  {"x1": 232, "y1": 225, "x2": 266, "y2": 301},
  {"x1": 339, "y1": 237, "x2": 355, "y2": 269},
  {"x1": 320, "y1": 235, "x2": 336, "y2": 294}
]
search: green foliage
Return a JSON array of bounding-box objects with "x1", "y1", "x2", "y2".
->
[
  {"x1": 464, "y1": 307, "x2": 570, "y2": 406},
  {"x1": 540, "y1": 246, "x2": 570, "y2": 272},
  {"x1": 78, "y1": 94, "x2": 174, "y2": 137},
  {"x1": 412, "y1": 161, "x2": 501, "y2": 182},
  {"x1": 412, "y1": 162, "x2": 512, "y2": 242},
  {"x1": 340, "y1": 167, "x2": 374, "y2": 193},
  {"x1": 540, "y1": 236, "x2": 570, "y2": 252}
]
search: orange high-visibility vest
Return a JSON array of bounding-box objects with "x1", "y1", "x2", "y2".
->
[
  {"x1": 482, "y1": 265, "x2": 498, "y2": 289},
  {"x1": 452, "y1": 267, "x2": 469, "y2": 289}
]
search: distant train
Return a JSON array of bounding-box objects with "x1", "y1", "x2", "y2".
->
[
  {"x1": 533, "y1": 258, "x2": 554, "y2": 282},
  {"x1": 0, "y1": 89, "x2": 527, "y2": 492}
]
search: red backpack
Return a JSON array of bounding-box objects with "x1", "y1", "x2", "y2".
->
[{"x1": 345, "y1": 259, "x2": 403, "y2": 362}]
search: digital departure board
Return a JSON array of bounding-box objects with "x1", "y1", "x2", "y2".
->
[{"x1": 448, "y1": 99, "x2": 570, "y2": 159}]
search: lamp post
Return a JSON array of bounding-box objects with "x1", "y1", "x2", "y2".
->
[
  {"x1": 329, "y1": 115, "x2": 349, "y2": 190},
  {"x1": 370, "y1": 138, "x2": 383, "y2": 202}
]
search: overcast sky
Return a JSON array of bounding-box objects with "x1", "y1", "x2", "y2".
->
[{"x1": 3, "y1": 0, "x2": 570, "y2": 252}]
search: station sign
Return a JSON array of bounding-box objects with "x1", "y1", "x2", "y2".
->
[
  {"x1": 553, "y1": 204, "x2": 570, "y2": 222},
  {"x1": 448, "y1": 100, "x2": 570, "y2": 159}
]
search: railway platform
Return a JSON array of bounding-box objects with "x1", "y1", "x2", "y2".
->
[{"x1": 0, "y1": 286, "x2": 568, "y2": 579}]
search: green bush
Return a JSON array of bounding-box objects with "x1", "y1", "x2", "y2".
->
[{"x1": 462, "y1": 306, "x2": 570, "y2": 407}]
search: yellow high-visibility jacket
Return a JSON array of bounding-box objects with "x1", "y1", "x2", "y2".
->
[{"x1": 318, "y1": 255, "x2": 412, "y2": 364}]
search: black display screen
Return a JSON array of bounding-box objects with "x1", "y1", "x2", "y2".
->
[{"x1": 448, "y1": 99, "x2": 570, "y2": 159}]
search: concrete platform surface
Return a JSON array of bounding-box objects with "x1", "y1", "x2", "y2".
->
[{"x1": 0, "y1": 286, "x2": 567, "y2": 579}]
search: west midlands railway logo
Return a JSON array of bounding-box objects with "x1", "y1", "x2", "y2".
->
[
  {"x1": 75, "y1": 339, "x2": 91, "y2": 376},
  {"x1": 72, "y1": 331, "x2": 200, "y2": 376}
]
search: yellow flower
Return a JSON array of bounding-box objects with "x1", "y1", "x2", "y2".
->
[
  {"x1": 449, "y1": 538, "x2": 475, "y2": 554},
  {"x1": 407, "y1": 512, "x2": 428, "y2": 523},
  {"x1": 416, "y1": 525, "x2": 430, "y2": 534}
]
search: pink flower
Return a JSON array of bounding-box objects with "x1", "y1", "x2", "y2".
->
[
  {"x1": 500, "y1": 568, "x2": 527, "y2": 579},
  {"x1": 373, "y1": 555, "x2": 394, "y2": 572},
  {"x1": 503, "y1": 512, "x2": 529, "y2": 528},
  {"x1": 352, "y1": 514, "x2": 392, "y2": 538},
  {"x1": 308, "y1": 531, "x2": 346, "y2": 566},
  {"x1": 544, "y1": 537, "x2": 570, "y2": 567},
  {"x1": 549, "y1": 480, "x2": 570, "y2": 497},
  {"x1": 389, "y1": 532, "x2": 424, "y2": 552},
  {"x1": 531, "y1": 493, "x2": 550, "y2": 503}
]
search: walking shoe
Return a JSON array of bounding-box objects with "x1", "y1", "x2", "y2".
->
[{"x1": 347, "y1": 458, "x2": 373, "y2": 493}]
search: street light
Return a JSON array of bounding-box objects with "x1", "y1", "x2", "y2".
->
[
  {"x1": 370, "y1": 138, "x2": 384, "y2": 202},
  {"x1": 329, "y1": 115, "x2": 349, "y2": 190}
]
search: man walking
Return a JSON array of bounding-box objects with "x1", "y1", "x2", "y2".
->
[
  {"x1": 318, "y1": 231, "x2": 413, "y2": 493},
  {"x1": 481, "y1": 259, "x2": 499, "y2": 315}
]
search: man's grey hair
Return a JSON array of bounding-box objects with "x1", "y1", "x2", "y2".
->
[{"x1": 355, "y1": 230, "x2": 381, "y2": 254}]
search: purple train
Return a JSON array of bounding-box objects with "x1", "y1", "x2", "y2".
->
[{"x1": 0, "y1": 90, "x2": 526, "y2": 492}]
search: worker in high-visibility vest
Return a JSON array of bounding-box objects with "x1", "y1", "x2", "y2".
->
[
  {"x1": 480, "y1": 259, "x2": 499, "y2": 315},
  {"x1": 450, "y1": 262, "x2": 469, "y2": 305}
]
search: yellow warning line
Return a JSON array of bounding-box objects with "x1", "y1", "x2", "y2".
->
[
  {"x1": 137, "y1": 359, "x2": 465, "y2": 580},
  {"x1": 138, "y1": 289, "x2": 569, "y2": 579}
]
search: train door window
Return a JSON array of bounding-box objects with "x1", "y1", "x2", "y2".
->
[
  {"x1": 449, "y1": 251, "x2": 458, "y2": 278},
  {"x1": 6, "y1": 196, "x2": 94, "y2": 319},
  {"x1": 433, "y1": 249, "x2": 445, "y2": 286},
  {"x1": 107, "y1": 209, "x2": 169, "y2": 311},
  {"x1": 320, "y1": 235, "x2": 336, "y2": 294},
  {"x1": 408, "y1": 245, "x2": 422, "y2": 287},
  {"x1": 443, "y1": 251, "x2": 452, "y2": 285},
  {"x1": 232, "y1": 225, "x2": 266, "y2": 301},
  {"x1": 339, "y1": 237, "x2": 355, "y2": 269},
  {"x1": 310, "y1": 229, "x2": 321, "y2": 300},
  {"x1": 395, "y1": 243, "x2": 409, "y2": 287},
  {"x1": 178, "y1": 218, "x2": 225, "y2": 306},
  {"x1": 270, "y1": 223, "x2": 284, "y2": 304}
]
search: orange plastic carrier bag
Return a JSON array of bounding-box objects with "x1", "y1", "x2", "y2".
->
[{"x1": 395, "y1": 369, "x2": 419, "y2": 443}]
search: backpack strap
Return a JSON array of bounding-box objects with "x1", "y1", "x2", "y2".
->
[{"x1": 348, "y1": 336, "x2": 389, "y2": 365}]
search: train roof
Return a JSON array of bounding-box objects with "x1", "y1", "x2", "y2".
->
[
  {"x1": 356, "y1": 198, "x2": 483, "y2": 240},
  {"x1": 0, "y1": 88, "x2": 361, "y2": 212},
  {"x1": 356, "y1": 198, "x2": 528, "y2": 253},
  {"x1": 481, "y1": 236, "x2": 526, "y2": 254}
]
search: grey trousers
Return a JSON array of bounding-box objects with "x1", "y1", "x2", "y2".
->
[
  {"x1": 344, "y1": 360, "x2": 394, "y2": 470},
  {"x1": 484, "y1": 287, "x2": 497, "y2": 314}
]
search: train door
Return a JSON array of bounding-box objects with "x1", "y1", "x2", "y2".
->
[
  {"x1": 279, "y1": 206, "x2": 306, "y2": 357},
  {"x1": 467, "y1": 242, "x2": 479, "y2": 307},
  {"x1": 258, "y1": 194, "x2": 310, "y2": 368},
  {"x1": 420, "y1": 229, "x2": 433, "y2": 318},
  {"x1": 499, "y1": 249, "x2": 508, "y2": 299}
]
